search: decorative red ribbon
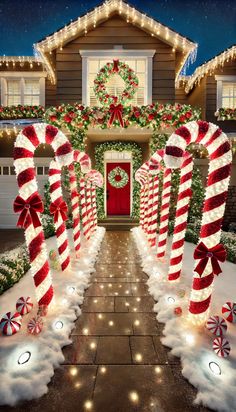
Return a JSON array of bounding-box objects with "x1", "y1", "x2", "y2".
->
[
  {"x1": 50, "y1": 199, "x2": 68, "y2": 223},
  {"x1": 194, "y1": 241, "x2": 226, "y2": 277},
  {"x1": 108, "y1": 104, "x2": 124, "y2": 127},
  {"x1": 14, "y1": 193, "x2": 43, "y2": 229},
  {"x1": 113, "y1": 60, "x2": 119, "y2": 72}
]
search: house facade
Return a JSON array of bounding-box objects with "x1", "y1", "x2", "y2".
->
[{"x1": 0, "y1": 0, "x2": 235, "y2": 228}]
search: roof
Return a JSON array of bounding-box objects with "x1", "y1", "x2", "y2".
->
[
  {"x1": 185, "y1": 44, "x2": 236, "y2": 93},
  {"x1": 34, "y1": 0, "x2": 197, "y2": 84}
]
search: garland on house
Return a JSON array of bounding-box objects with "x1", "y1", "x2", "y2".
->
[
  {"x1": 94, "y1": 142, "x2": 142, "y2": 219},
  {"x1": 108, "y1": 166, "x2": 129, "y2": 188},
  {"x1": 215, "y1": 108, "x2": 236, "y2": 121},
  {"x1": 94, "y1": 60, "x2": 139, "y2": 106},
  {"x1": 0, "y1": 105, "x2": 45, "y2": 120}
]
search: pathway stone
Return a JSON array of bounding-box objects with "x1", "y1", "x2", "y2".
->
[{"x1": 0, "y1": 231, "x2": 211, "y2": 412}]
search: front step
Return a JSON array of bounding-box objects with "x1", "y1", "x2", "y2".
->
[{"x1": 98, "y1": 216, "x2": 139, "y2": 231}]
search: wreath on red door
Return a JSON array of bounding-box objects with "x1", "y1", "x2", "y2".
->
[
  {"x1": 108, "y1": 166, "x2": 129, "y2": 189},
  {"x1": 93, "y1": 60, "x2": 139, "y2": 106}
]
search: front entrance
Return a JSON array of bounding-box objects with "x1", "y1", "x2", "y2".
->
[{"x1": 106, "y1": 162, "x2": 131, "y2": 215}]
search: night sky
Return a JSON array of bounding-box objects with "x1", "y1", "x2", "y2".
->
[{"x1": 0, "y1": 0, "x2": 235, "y2": 74}]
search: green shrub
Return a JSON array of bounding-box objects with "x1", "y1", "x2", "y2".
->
[{"x1": 0, "y1": 246, "x2": 30, "y2": 295}]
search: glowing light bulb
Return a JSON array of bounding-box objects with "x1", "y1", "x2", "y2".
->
[
  {"x1": 155, "y1": 366, "x2": 162, "y2": 374},
  {"x1": 185, "y1": 334, "x2": 195, "y2": 346},
  {"x1": 129, "y1": 391, "x2": 139, "y2": 403},
  {"x1": 135, "y1": 353, "x2": 142, "y2": 362},
  {"x1": 90, "y1": 342, "x2": 96, "y2": 350},
  {"x1": 83, "y1": 328, "x2": 89, "y2": 335},
  {"x1": 84, "y1": 400, "x2": 93, "y2": 410},
  {"x1": 167, "y1": 296, "x2": 175, "y2": 304},
  {"x1": 100, "y1": 366, "x2": 106, "y2": 374},
  {"x1": 109, "y1": 320, "x2": 114, "y2": 326},
  {"x1": 70, "y1": 367, "x2": 78, "y2": 376},
  {"x1": 55, "y1": 320, "x2": 63, "y2": 330},
  {"x1": 18, "y1": 351, "x2": 31, "y2": 365}
]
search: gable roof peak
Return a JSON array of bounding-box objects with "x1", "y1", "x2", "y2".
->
[{"x1": 34, "y1": 0, "x2": 197, "y2": 84}]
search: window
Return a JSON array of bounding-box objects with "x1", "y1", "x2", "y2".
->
[
  {"x1": 81, "y1": 50, "x2": 155, "y2": 106},
  {"x1": 88, "y1": 59, "x2": 146, "y2": 106},
  {"x1": 24, "y1": 80, "x2": 40, "y2": 105},
  {"x1": 216, "y1": 76, "x2": 236, "y2": 109},
  {"x1": 222, "y1": 83, "x2": 236, "y2": 108},
  {"x1": 6, "y1": 80, "x2": 21, "y2": 105},
  {"x1": 0, "y1": 73, "x2": 45, "y2": 106}
]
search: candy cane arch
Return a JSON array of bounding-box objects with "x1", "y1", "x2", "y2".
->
[
  {"x1": 164, "y1": 121, "x2": 232, "y2": 324},
  {"x1": 168, "y1": 152, "x2": 193, "y2": 281},
  {"x1": 68, "y1": 151, "x2": 91, "y2": 256},
  {"x1": 49, "y1": 160, "x2": 70, "y2": 271},
  {"x1": 13, "y1": 123, "x2": 73, "y2": 307},
  {"x1": 156, "y1": 166, "x2": 172, "y2": 259}
]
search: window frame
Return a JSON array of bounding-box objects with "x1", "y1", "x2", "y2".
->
[
  {"x1": 80, "y1": 49, "x2": 155, "y2": 106},
  {"x1": 0, "y1": 72, "x2": 46, "y2": 106},
  {"x1": 215, "y1": 75, "x2": 236, "y2": 109}
]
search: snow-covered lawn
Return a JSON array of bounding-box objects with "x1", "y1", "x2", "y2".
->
[
  {"x1": 0, "y1": 227, "x2": 105, "y2": 406},
  {"x1": 132, "y1": 227, "x2": 236, "y2": 412}
]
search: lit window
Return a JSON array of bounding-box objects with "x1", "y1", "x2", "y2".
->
[
  {"x1": 88, "y1": 58, "x2": 146, "y2": 106},
  {"x1": 7, "y1": 80, "x2": 21, "y2": 105},
  {"x1": 221, "y1": 82, "x2": 236, "y2": 108},
  {"x1": 24, "y1": 80, "x2": 40, "y2": 105}
]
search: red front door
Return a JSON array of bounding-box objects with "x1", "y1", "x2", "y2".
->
[{"x1": 106, "y1": 162, "x2": 131, "y2": 216}]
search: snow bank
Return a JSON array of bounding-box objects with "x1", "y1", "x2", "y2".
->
[
  {"x1": 0, "y1": 227, "x2": 105, "y2": 406},
  {"x1": 132, "y1": 227, "x2": 236, "y2": 412}
]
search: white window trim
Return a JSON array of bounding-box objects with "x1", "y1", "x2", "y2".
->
[
  {"x1": 80, "y1": 49, "x2": 155, "y2": 106},
  {"x1": 0, "y1": 72, "x2": 46, "y2": 106},
  {"x1": 215, "y1": 75, "x2": 236, "y2": 109}
]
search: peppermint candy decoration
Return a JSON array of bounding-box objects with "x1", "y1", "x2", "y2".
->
[
  {"x1": 213, "y1": 337, "x2": 231, "y2": 358},
  {"x1": 27, "y1": 316, "x2": 43, "y2": 335},
  {"x1": 0, "y1": 311, "x2": 22, "y2": 336},
  {"x1": 16, "y1": 296, "x2": 33, "y2": 315},
  {"x1": 206, "y1": 316, "x2": 227, "y2": 336},
  {"x1": 222, "y1": 301, "x2": 236, "y2": 323}
]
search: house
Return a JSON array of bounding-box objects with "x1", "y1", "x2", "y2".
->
[{"x1": 0, "y1": 0, "x2": 235, "y2": 228}]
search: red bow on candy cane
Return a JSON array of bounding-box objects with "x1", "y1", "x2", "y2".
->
[
  {"x1": 194, "y1": 242, "x2": 227, "y2": 277},
  {"x1": 108, "y1": 104, "x2": 124, "y2": 128},
  {"x1": 50, "y1": 199, "x2": 68, "y2": 223},
  {"x1": 14, "y1": 193, "x2": 44, "y2": 229}
]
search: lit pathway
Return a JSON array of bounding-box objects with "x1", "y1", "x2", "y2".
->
[{"x1": 2, "y1": 231, "x2": 211, "y2": 412}]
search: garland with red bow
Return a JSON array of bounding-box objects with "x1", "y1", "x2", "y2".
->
[
  {"x1": 93, "y1": 60, "x2": 139, "y2": 106},
  {"x1": 194, "y1": 242, "x2": 227, "y2": 277},
  {"x1": 14, "y1": 193, "x2": 44, "y2": 229}
]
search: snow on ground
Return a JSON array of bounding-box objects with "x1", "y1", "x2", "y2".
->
[
  {"x1": 132, "y1": 227, "x2": 236, "y2": 412},
  {"x1": 0, "y1": 227, "x2": 105, "y2": 406}
]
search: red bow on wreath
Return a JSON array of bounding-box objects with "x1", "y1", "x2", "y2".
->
[
  {"x1": 108, "y1": 104, "x2": 124, "y2": 127},
  {"x1": 113, "y1": 60, "x2": 119, "y2": 73},
  {"x1": 14, "y1": 193, "x2": 44, "y2": 229},
  {"x1": 50, "y1": 199, "x2": 68, "y2": 223},
  {"x1": 194, "y1": 242, "x2": 227, "y2": 277}
]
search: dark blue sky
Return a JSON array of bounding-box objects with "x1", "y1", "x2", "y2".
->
[{"x1": 0, "y1": 0, "x2": 235, "y2": 74}]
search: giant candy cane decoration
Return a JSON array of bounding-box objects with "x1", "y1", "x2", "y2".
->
[
  {"x1": 85, "y1": 170, "x2": 103, "y2": 235},
  {"x1": 156, "y1": 167, "x2": 172, "y2": 259},
  {"x1": 148, "y1": 150, "x2": 163, "y2": 247},
  {"x1": 164, "y1": 121, "x2": 231, "y2": 324},
  {"x1": 68, "y1": 151, "x2": 91, "y2": 256},
  {"x1": 49, "y1": 160, "x2": 70, "y2": 271},
  {"x1": 13, "y1": 123, "x2": 73, "y2": 307},
  {"x1": 168, "y1": 152, "x2": 193, "y2": 281},
  {"x1": 135, "y1": 162, "x2": 149, "y2": 233}
]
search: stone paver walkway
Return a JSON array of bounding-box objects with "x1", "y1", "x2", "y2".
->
[{"x1": 1, "y1": 231, "x2": 211, "y2": 412}]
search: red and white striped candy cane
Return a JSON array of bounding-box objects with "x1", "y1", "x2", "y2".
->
[
  {"x1": 147, "y1": 174, "x2": 154, "y2": 242},
  {"x1": 148, "y1": 150, "x2": 163, "y2": 247},
  {"x1": 13, "y1": 123, "x2": 73, "y2": 307},
  {"x1": 49, "y1": 160, "x2": 70, "y2": 271},
  {"x1": 68, "y1": 164, "x2": 81, "y2": 256},
  {"x1": 135, "y1": 162, "x2": 149, "y2": 231},
  {"x1": 164, "y1": 120, "x2": 232, "y2": 324},
  {"x1": 86, "y1": 170, "x2": 103, "y2": 233},
  {"x1": 68, "y1": 151, "x2": 91, "y2": 256},
  {"x1": 80, "y1": 177, "x2": 88, "y2": 239},
  {"x1": 168, "y1": 152, "x2": 193, "y2": 281},
  {"x1": 156, "y1": 167, "x2": 172, "y2": 259},
  {"x1": 135, "y1": 170, "x2": 147, "y2": 228},
  {"x1": 84, "y1": 180, "x2": 93, "y2": 240}
]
